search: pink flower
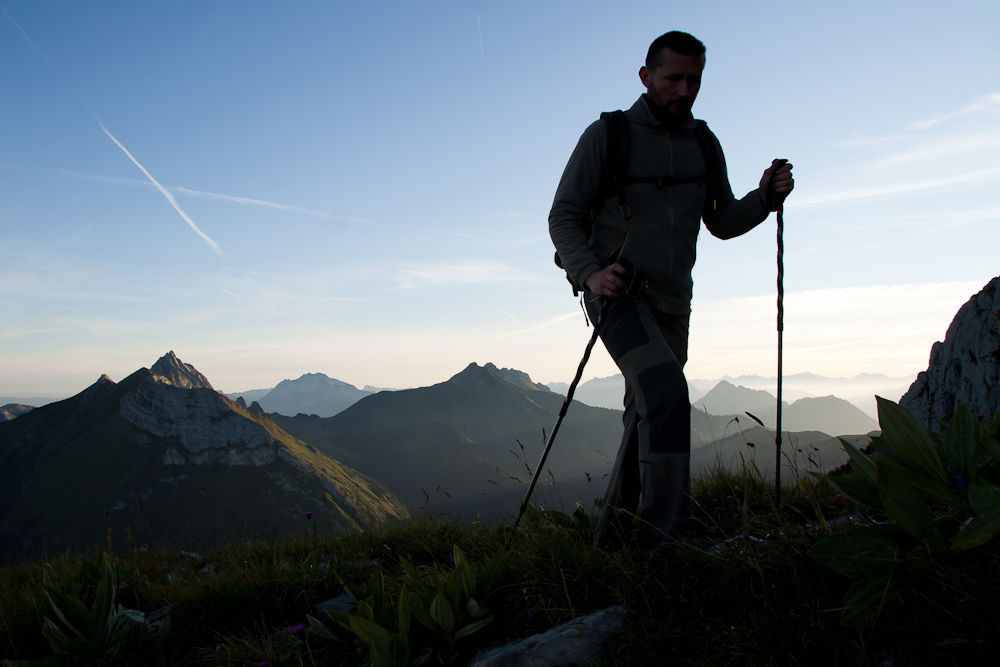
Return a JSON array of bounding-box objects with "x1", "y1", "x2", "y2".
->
[
  {"x1": 304, "y1": 511, "x2": 313, "y2": 519},
  {"x1": 526, "y1": 607, "x2": 534, "y2": 619},
  {"x1": 289, "y1": 623, "x2": 306, "y2": 636}
]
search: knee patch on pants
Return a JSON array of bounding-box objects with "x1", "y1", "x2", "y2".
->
[
  {"x1": 601, "y1": 299, "x2": 650, "y2": 359},
  {"x1": 637, "y1": 362, "x2": 690, "y2": 454}
]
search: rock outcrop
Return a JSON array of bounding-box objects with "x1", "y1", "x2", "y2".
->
[
  {"x1": 150, "y1": 351, "x2": 213, "y2": 390},
  {"x1": 900, "y1": 277, "x2": 1000, "y2": 430},
  {"x1": 484, "y1": 363, "x2": 551, "y2": 392},
  {"x1": 120, "y1": 373, "x2": 279, "y2": 466}
]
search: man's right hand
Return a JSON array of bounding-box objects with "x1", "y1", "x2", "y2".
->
[{"x1": 584, "y1": 263, "x2": 628, "y2": 298}]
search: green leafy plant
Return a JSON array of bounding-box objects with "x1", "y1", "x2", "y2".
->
[
  {"x1": 319, "y1": 545, "x2": 509, "y2": 666},
  {"x1": 2, "y1": 554, "x2": 142, "y2": 666},
  {"x1": 809, "y1": 397, "x2": 1000, "y2": 624}
]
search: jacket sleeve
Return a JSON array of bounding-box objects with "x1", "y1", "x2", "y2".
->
[
  {"x1": 701, "y1": 127, "x2": 770, "y2": 240},
  {"x1": 548, "y1": 120, "x2": 607, "y2": 290}
]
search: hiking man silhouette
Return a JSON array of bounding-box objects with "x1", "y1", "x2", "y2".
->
[{"x1": 548, "y1": 30, "x2": 794, "y2": 552}]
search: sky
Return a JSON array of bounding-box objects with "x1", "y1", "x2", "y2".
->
[{"x1": 1, "y1": 1, "x2": 998, "y2": 398}]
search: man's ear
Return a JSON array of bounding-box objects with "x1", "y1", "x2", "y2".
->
[{"x1": 638, "y1": 65, "x2": 650, "y2": 88}]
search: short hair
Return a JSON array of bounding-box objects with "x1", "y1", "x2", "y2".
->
[{"x1": 645, "y1": 31, "x2": 706, "y2": 70}]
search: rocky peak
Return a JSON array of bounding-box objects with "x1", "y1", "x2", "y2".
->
[
  {"x1": 249, "y1": 401, "x2": 265, "y2": 414},
  {"x1": 900, "y1": 276, "x2": 1000, "y2": 430},
  {"x1": 447, "y1": 362, "x2": 549, "y2": 392},
  {"x1": 236, "y1": 396, "x2": 247, "y2": 408},
  {"x1": 150, "y1": 351, "x2": 213, "y2": 390},
  {"x1": 484, "y1": 363, "x2": 550, "y2": 392}
]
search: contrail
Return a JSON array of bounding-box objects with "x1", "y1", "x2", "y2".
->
[
  {"x1": 95, "y1": 117, "x2": 224, "y2": 256},
  {"x1": 0, "y1": 4, "x2": 47, "y2": 60},
  {"x1": 477, "y1": 16, "x2": 484, "y2": 60}
]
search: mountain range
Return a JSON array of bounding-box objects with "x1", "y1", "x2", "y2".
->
[
  {"x1": 2, "y1": 354, "x2": 871, "y2": 559},
  {"x1": 0, "y1": 352, "x2": 407, "y2": 561},
  {"x1": 270, "y1": 362, "x2": 618, "y2": 520}
]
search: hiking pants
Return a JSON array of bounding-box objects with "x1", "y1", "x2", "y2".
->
[{"x1": 586, "y1": 293, "x2": 691, "y2": 551}]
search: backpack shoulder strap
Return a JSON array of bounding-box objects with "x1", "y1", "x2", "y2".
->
[
  {"x1": 553, "y1": 110, "x2": 630, "y2": 296},
  {"x1": 599, "y1": 110, "x2": 631, "y2": 221},
  {"x1": 691, "y1": 119, "x2": 723, "y2": 211}
]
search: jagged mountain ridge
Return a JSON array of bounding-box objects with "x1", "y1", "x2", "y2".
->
[
  {"x1": 271, "y1": 362, "x2": 622, "y2": 519},
  {"x1": 0, "y1": 354, "x2": 408, "y2": 561}
]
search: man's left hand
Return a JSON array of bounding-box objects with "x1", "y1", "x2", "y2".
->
[{"x1": 759, "y1": 160, "x2": 794, "y2": 200}]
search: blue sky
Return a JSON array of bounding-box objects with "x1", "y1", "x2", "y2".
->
[{"x1": 1, "y1": 1, "x2": 998, "y2": 397}]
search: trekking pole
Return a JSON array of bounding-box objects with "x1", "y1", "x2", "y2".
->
[
  {"x1": 767, "y1": 159, "x2": 789, "y2": 506},
  {"x1": 505, "y1": 299, "x2": 611, "y2": 552}
]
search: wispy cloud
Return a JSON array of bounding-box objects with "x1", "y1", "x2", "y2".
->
[
  {"x1": 909, "y1": 93, "x2": 1000, "y2": 130},
  {"x1": 393, "y1": 260, "x2": 523, "y2": 289},
  {"x1": 837, "y1": 135, "x2": 906, "y2": 147},
  {"x1": 50, "y1": 168, "x2": 374, "y2": 224},
  {"x1": 492, "y1": 306, "x2": 520, "y2": 322},
  {"x1": 492, "y1": 311, "x2": 581, "y2": 338},
  {"x1": 688, "y1": 281, "x2": 985, "y2": 379},
  {"x1": 420, "y1": 226, "x2": 491, "y2": 242},
  {"x1": 221, "y1": 289, "x2": 274, "y2": 311},
  {"x1": 93, "y1": 117, "x2": 225, "y2": 256},
  {"x1": 791, "y1": 167, "x2": 1000, "y2": 206},
  {"x1": 879, "y1": 132, "x2": 1000, "y2": 166},
  {"x1": 173, "y1": 187, "x2": 331, "y2": 218},
  {"x1": 0, "y1": 327, "x2": 66, "y2": 340}
]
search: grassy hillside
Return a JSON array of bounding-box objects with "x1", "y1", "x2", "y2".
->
[{"x1": 3, "y1": 436, "x2": 999, "y2": 665}]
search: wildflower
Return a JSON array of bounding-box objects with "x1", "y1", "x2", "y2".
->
[
  {"x1": 746, "y1": 442, "x2": 755, "y2": 448},
  {"x1": 976, "y1": 414, "x2": 986, "y2": 421},
  {"x1": 950, "y1": 475, "x2": 967, "y2": 489},
  {"x1": 526, "y1": 607, "x2": 534, "y2": 619},
  {"x1": 741, "y1": 531, "x2": 751, "y2": 541},
  {"x1": 289, "y1": 623, "x2": 306, "y2": 636},
  {"x1": 557, "y1": 560, "x2": 563, "y2": 566},
  {"x1": 304, "y1": 511, "x2": 313, "y2": 519},
  {"x1": 585, "y1": 472, "x2": 591, "y2": 482},
  {"x1": 260, "y1": 661, "x2": 270, "y2": 667}
]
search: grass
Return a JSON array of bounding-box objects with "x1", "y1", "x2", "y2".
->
[{"x1": 3, "y1": 456, "x2": 1000, "y2": 666}]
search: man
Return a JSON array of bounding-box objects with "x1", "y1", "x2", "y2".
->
[{"x1": 548, "y1": 31, "x2": 794, "y2": 552}]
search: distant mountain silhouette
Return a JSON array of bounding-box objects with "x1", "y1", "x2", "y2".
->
[
  {"x1": 545, "y1": 374, "x2": 703, "y2": 410},
  {"x1": 0, "y1": 353, "x2": 407, "y2": 562},
  {"x1": 224, "y1": 387, "x2": 272, "y2": 403},
  {"x1": 252, "y1": 373, "x2": 373, "y2": 418},
  {"x1": 698, "y1": 381, "x2": 878, "y2": 435},
  {"x1": 716, "y1": 372, "x2": 914, "y2": 419}
]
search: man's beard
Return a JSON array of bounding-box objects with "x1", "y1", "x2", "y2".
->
[{"x1": 643, "y1": 94, "x2": 692, "y2": 127}]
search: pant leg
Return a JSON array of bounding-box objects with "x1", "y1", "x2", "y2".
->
[{"x1": 589, "y1": 294, "x2": 691, "y2": 551}]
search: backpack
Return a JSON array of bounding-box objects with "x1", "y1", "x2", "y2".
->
[{"x1": 554, "y1": 110, "x2": 724, "y2": 295}]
